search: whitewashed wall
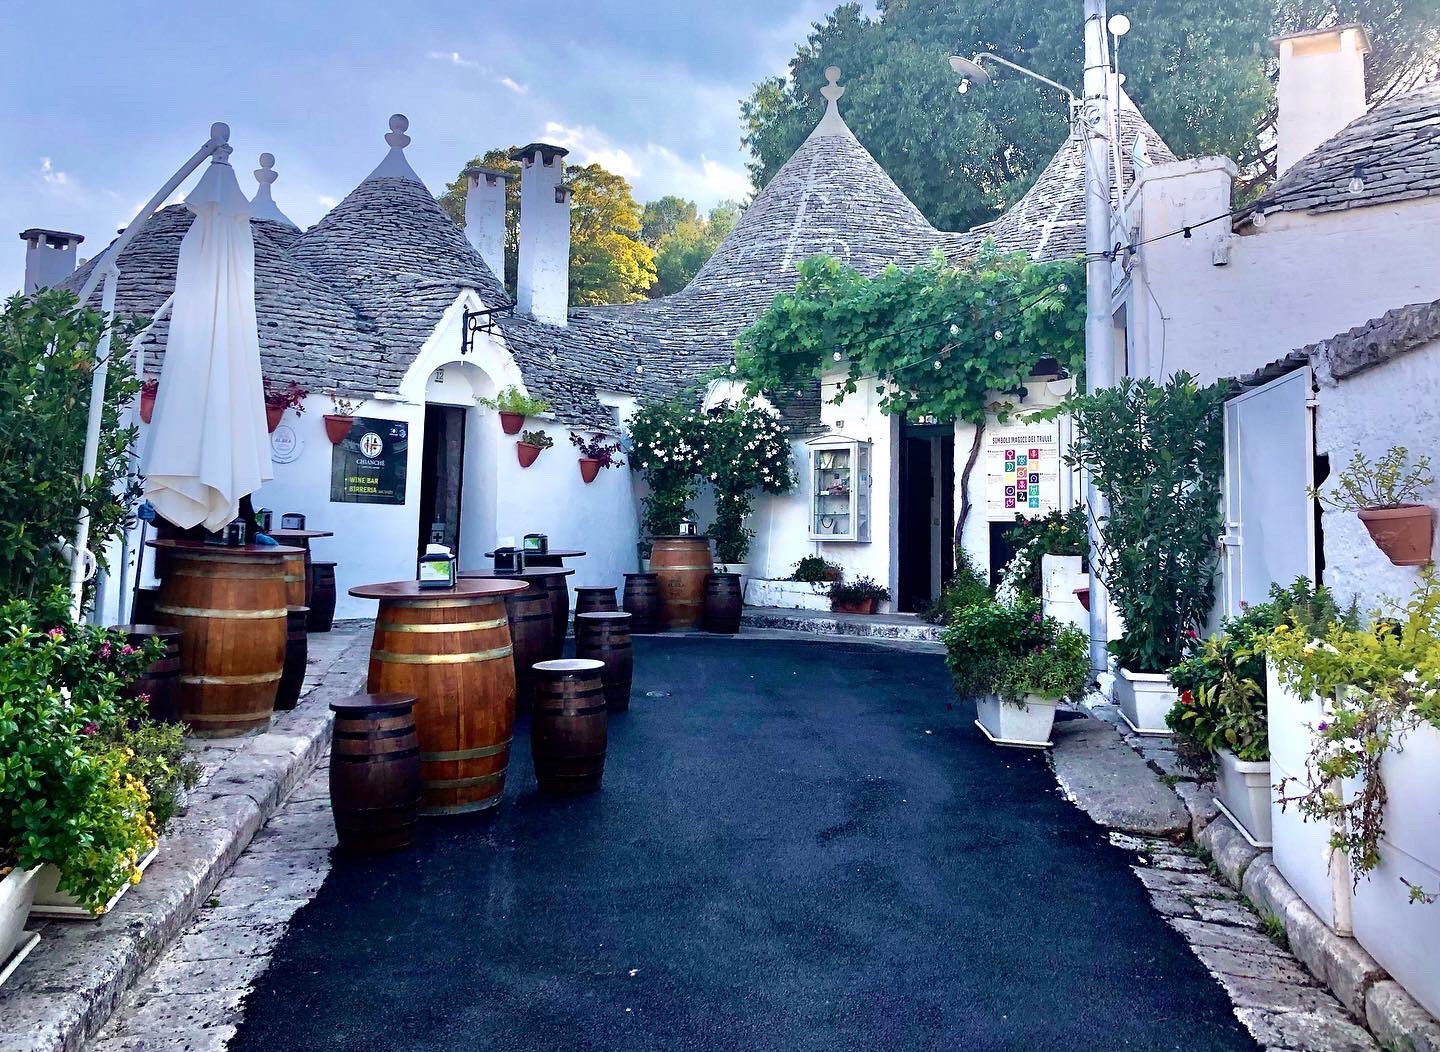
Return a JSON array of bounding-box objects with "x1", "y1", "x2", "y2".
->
[
  {"x1": 1123, "y1": 159, "x2": 1440, "y2": 386},
  {"x1": 1313, "y1": 339, "x2": 1440, "y2": 612}
]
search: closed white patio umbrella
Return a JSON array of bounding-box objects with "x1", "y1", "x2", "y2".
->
[{"x1": 140, "y1": 143, "x2": 271, "y2": 531}]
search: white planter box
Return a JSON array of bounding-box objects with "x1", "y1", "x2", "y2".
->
[
  {"x1": 1214, "y1": 747, "x2": 1272, "y2": 848},
  {"x1": 31, "y1": 846, "x2": 158, "y2": 920},
  {"x1": 1267, "y1": 662, "x2": 1352, "y2": 933},
  {"x1": 974, "y1": 694, "x2": 1059, "y2": 749},
  {"x1": 1041, "y1": 555, "x2": 1088, "y2": 632},
  {"x1": 1347, "y1": 718, "x2": 1440, "y2": 1019},
  {"x1": 1114, "y1": 667, "x2": 1175, "y2": 735},
  {"x1": 743, "y1": 578, "x2": 831, "y2": 612},
  {"x1": 0, "y1": 866, "x2": 42, "y2": 988}
]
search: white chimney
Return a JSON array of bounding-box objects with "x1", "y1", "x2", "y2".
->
[
  {"x1": 463, "y1": 165, "x2": 509, "y2": 285},
  {"x1": 509, "y1": 143, "x2": 571, "y2": 326},
  {"x1": 19, "y1": 228, "x2": 85, "y2": 294},
  {"x1": 1272, "y1": 25, "x2": 1371, "y2": 177}
]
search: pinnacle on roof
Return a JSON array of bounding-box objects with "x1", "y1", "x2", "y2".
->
[
  {"x1": 809, "y1": 66, "x2": 853, "y2": 139},
  {"x1": 365, "y1": 113, "x2": 424, "y2": 185},
  {"x1": 249, "y1": 153, "x2": 298, "y2": 228}
]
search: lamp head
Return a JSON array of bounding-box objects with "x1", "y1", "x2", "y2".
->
[
  {"x1": 947, "y1": 54, "x2": 991, "y2": 88},
  {"x1": 1108, "y1": 14, "x2": 1131, "y2": 36}
]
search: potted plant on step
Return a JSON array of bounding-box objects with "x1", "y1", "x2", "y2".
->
[
  {"x1": 323, "y1": 394, "x2": 358, "y2": 445},
  {"x1": 139, "y1": 378, "x2": 158, "y2": 424},
  {"x1": 1063, "y1": 374, "x2": 1228, "y2": 734},
  {"x1": 263, "y1": 380, "x2": 307, "y2": 433},
  {"x1": 942, "y1": 599, "x2": 1087, "y2": 747},
  {"x1": 570, "y1": 432, "x2": 624, "y2": 483},
  {"x1": 516, "y1": 428, "x2": 553, "y2": 468},
  {"x1": 1313, "y1": 446, "x2": 1435, "y2": 566},
  {"x1": 829, "y1": 576, "x2": 889, "y2": 614},
  {"x1": 479, "y1": 386, "x2": 550, "y2": 436}
]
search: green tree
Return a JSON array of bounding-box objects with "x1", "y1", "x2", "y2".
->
[
  {"x1": 439, "y1": 153, "x2": 656, "y2": 306},
  {"x1": 651, "y1": 202, "x2": 743, "y2": 297},
  {"x1": 743, "y1": 0, "x2": 1437, "y2": 229},
  {"x1": 640, "y1": 195, "x2": 699, "y2": 246}
]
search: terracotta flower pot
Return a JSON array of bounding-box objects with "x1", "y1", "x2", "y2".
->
[
  {"x1": 1357, "y1": 505, "x2": 1434, "y2": 566},
  {"x1": 499, "y1": 411, "x2": 525, "y2": 435},
  {"x1": 517, "y1": 442, "x2": 543, "y2": 468},
  {"x1": 265, "y1": 404, "x2": 286, "y2": 433},
  {"x1": 139, "y1": 388, "x2": 156, "y2": 424},
  {"x1": 1075, "y1": 586, "x2": 1091, "y2": 612},
  {"x1": 822, "y1": 566, "x2": 842, "y2": 583},
  {"x1": 578, "y1": 458, "x2": 602, "y2": 484},
  {"x1": 832, "y1": 598, "x2": 879, "y2": 615},
  {"x1": 323, "y1": 414, "x2": 355, "y2": 444}
]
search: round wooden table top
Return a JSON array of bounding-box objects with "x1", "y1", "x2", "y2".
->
[
  {"x1": 459, "y1": 567, "x2": 575, "y2": 581},
  {"x1": 269, "y1": 528, "x2": 334, "y2": 541},
  {"x1": 147, "y1": 538, "x2": 304, "y2": 556},
  {"x1": 348, "y1": 578, "x2": 528, "y2": 600},
  {"x1": 483, "y1": 548, "x2": 585, "y2": 560}
]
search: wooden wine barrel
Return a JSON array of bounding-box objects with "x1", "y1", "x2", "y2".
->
[
  {"x1": 329, "y1": 693, "x2": 422, "y2": 852},
  {"x1": 575, "y1": 586, "x2": 618, "y2": 616},
  {"x1": 703, "y1": 573, "x2": 743, "y2": 635},
  {"x1": 622, "y1": 573, "x2": 662, "y2": 633},
  {"x1": 574, "y1": 611, "x2": 633, "y2": 712},
  {"x1": 112, "y1": 624, "x2": 183, "y2": 723},
  {"x1": 357, "y1": 581, "x2": 524, "y2": 816},
  {"x1": 505, "y1": 585, "x2": 553, "y2": 708},
  {"x1": 460, "y1": 568, "x2": 573, "y2": 662},
  {"x1": 530, "y1": 659, "x2": 608, "y2": 795},
  {"x1": 275, "y1": 607, "x2": 310, "y2": 710},
  {"x1": 307, "y1": 561, "x2": 337, "y2": 632},
  {"x1": 150, "y1": 541, "x2": 293, "y2": 737},
  {"x1": 282, "y1": 553, "x2": 306, "y2": 608},
  {"x1": 650, "y1": 536, "x2": 712, "y2": 629}
]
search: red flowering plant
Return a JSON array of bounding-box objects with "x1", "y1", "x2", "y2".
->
[
  {"x1": 569, "y1": 432, "x2": 624, "y2": 468},
  {"x1": 263, "y1": 380, "x2": 308, "y2": 416}
]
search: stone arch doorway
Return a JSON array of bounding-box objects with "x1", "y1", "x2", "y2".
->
[{"x1": 418, "y1": 360, "x2": 500, "y2": 566}]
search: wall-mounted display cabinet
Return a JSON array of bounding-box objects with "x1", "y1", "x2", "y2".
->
[{"x1": 806, "y1": 435, "x2": 871, "y2": 542}]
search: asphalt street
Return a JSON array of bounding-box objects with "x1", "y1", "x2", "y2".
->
[{"x1": 229, "y1": 635, "x2": 1256, "y2": 1051}]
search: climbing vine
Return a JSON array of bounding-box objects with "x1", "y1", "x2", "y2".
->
[{"x1": 734, "y1": 247, "x2": 1085, "y2": 425}]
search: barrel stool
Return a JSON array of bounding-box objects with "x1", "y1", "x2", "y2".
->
[
  {"x1": 622, "y1": 573, "x2": 662, "y2": 633},
  {"x1": 703, "y1": 573, "x2": 743, "y2": 634},
  {"x1": 530, "y1": 660, "x2": 608, "y2": 795},
  {"x1": 505, "y1": 586, "x2": 553, "y2": 708},
  {"x1": 574, "y1": 585, "x2": 619, "y2": 617},
  {"x1": 329, "y1": 693, "x2": 422, "y2": 852},
  {"x1": 307, "y1": 561, "x2": 337, "y2": 632},
  {"x1": 281, "y1": 552, "x2": 307, "y2": 609},
  {"x1": 651, "y1": 535, "x2": 713, "y2": 629},
  {"x1": 112, "y1": 624, "x2": 183, "y2": 723},
  {"x1": 574, "y1": 611, "x2": 633, "y2": 713},
  {"x1": 275, "y1": 607, "x2": 310, "y2": 710}
]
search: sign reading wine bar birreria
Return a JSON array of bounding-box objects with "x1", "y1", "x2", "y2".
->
[{"x1": 331, "y1": 417, "x2": 409, "y2": 505}]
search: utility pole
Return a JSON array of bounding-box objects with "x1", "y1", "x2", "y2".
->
[{"x1": 1082, "y1": 0, "x2": 1115, "y2": 676}]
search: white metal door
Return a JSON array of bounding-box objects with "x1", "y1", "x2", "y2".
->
[{"x1": 1221, "y1": 368, "x2": 1315, "y2": 617}]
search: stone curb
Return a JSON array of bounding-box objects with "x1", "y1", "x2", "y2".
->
[
  {"x1": 738, "y1": 609, "x2": 942, "y2": 643},
  {"x1": 1195, "y1": 803, "x2": 1440, "y2": 1049},
  {"x1": 0, "y1": 631, "x2": 369, "y2": 1052}
]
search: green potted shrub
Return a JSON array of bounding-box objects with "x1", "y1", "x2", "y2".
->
[
  {"x1": 479, "y1": 386, "x2": 551, "y2": 436},
  {"x1": 942, "y1": 600, "x2": 1088, "y2": 747},
  {"x1": 923, "y1": 551, "x2": 991, "y2": 625},
  {"x1": 1063, "y1": 374, "x2": 1227, "y2": 734},
  {"x1": 1313, "y1": 446, "x2": 1435, "y2": 566},
  {"x1": 829, "y1": 576, "x2": 890, "y2": 615},
  {"x1": 516, "y1": 428, "x2": 553, "y2": 468},
  {"x1": 792, "y1": 556, "x2": 842, "y2": 586}
]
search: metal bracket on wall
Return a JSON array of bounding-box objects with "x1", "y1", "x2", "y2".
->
[{"x1": 461, "y1": 303, "x2": 514, "y2": 355}]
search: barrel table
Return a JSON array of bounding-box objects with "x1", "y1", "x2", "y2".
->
[
  {"x1": 111, "y1": 624, "x2": 183, "y2": 723},
  {"x1": 703, "y1": 572, "x2": 743, "y2": 634},
  {"x1": 651, "y1": 535, "x2": 713, "y2": 629},
  {"x1": 308, "y1": 561, "x2": 337, "y2": 632},
  {"x1": 349, "y1": 578, "x2": 527, "y2": 816},
  {"x1": 148, "y1": 540, "x2": 301, "y2": 737},
  {"x1": 575, "y1": 585, "x2": 618, "y2": 616},
  {"x1": 484, "y1": 547, "x2": 585, "y2": 570},
  {"x1": 329, "y1": 693, "x2": 422, "y2": 852},
  {"x1": 462, "y1": 567, "x2": 575, "y2": 662},
  {"x1": 458, "y1": 568, "x2": 572, "y2": 706},
  {"x1": 530, "y1": 659, "x2": 608, "y2": 795},
  {"x1": 575, "y1": 611, "x2": 634, "y2": 712},
  {"x1": 271, "y1": 528, "x2": 333, "y2": 612},
  {"x1": 275, "y1": 606, "x2": 310, "y2": 710},
  {"x1": 622, "y1": 573, "x2": 662, "y2": 633}
]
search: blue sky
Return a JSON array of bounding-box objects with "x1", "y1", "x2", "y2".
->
[{"x1": 2, "y1": 0, "x2": 847, "y2": 295}]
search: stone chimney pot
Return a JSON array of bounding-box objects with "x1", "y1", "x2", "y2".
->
[
  {"x1": 19, "y1": 228, "x2": 85, "y2": 295},
  {"x1": 1271, "y1": 25, "x2": 1371, "y2": 177}
]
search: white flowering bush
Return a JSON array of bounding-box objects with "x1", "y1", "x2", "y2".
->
[
  {"x1": 994, "y1": 541, "x2": 1039, "y2": 609},
  {"x1": 704, "y1": 402, "x2": 795, "y2": 563},
  {"x1": 628, "y1": 398, "x2": 707, "y2": 536}
]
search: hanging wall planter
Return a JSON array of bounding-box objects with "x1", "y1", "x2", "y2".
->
[
  {"x1": 139, "y1": 383, "x2": 157, "y2": 424},
  {"x1": 1357, "y1": 505, "x2": 1434, "y2": 566},
  {"x1": 323, "y1": 414, "x2": 355, "y2": 445},
  {"x1": 516, "y1": 429, "x2": 553, "y2": 469},
  {"x1": 265, "y1": 404, "x2": 286, "y2": 433},
  {"x1": 578, "y1": 458, "x2": 602, "y2": 484},
  {"x1": 499, "y1": 411, "x2": 525, "y2": 435},
  {"x1": 1074, "y1": 585, "x2": 1091, "y2": 612}
]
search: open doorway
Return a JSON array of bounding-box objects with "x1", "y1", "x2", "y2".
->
[
  {"x1": 417, "y1": 404, "x2": 466, "y2": 560},
  {"x1": 897, "y1": 422, "x2": 955, "y2": 613}
]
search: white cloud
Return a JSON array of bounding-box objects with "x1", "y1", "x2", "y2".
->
[
  {"x1": 428, "y1": 50, "x2": 480, "y2": 70},
  {"x1": 498, "y1": 76, "x2": 529, "y2": 95},
  {"x1": 40, "y1": 158, "x2": 69, "y2": 187},
  {"x1": 317, "y1": 194, "x2": 338, "y2": 209},
  {"x1": 537, "y1": 121, "x2": 750, "y2": 207}
]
